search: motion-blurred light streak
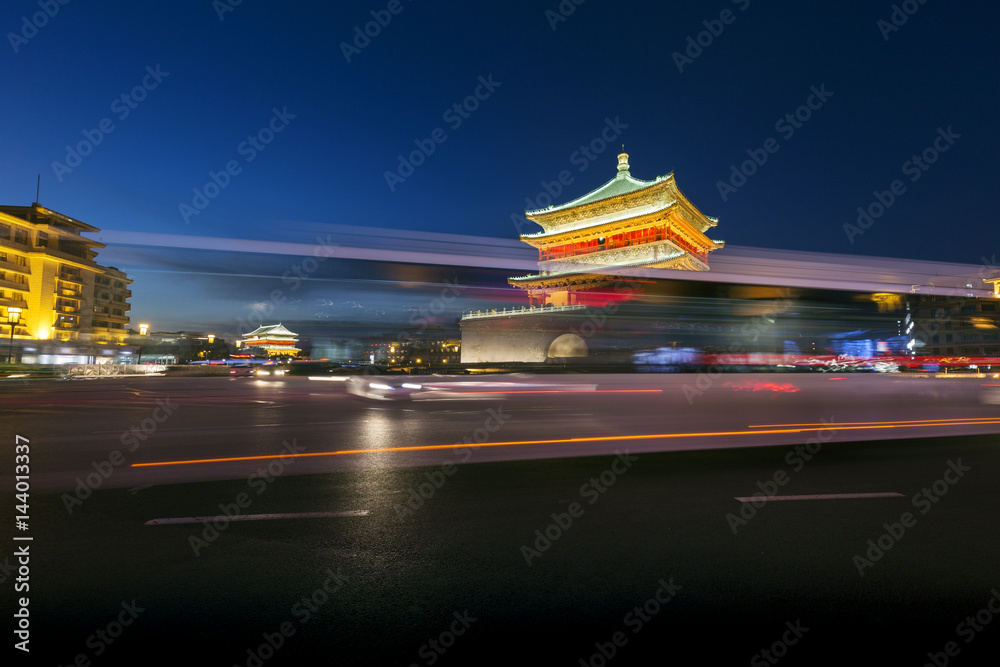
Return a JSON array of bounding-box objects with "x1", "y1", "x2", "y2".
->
[{"x1": 131, "y1": 418, "x2": 1000, "y2": 468}]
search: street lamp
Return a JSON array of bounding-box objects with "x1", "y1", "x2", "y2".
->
[
  {"x1": 137, "y1": 322, "x2": 149, "y2": 364},
  {"x1": 7, "y1": 307, "x2": 22, "y2": 363}
]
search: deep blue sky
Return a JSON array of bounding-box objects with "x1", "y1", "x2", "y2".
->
[{"x1": 2, "y1": 1, "x2": 998, "y2": 332}]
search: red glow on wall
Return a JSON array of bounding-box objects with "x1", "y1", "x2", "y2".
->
[{"x1": 724, "y1": 380, "x2": 800, "y2": 393}]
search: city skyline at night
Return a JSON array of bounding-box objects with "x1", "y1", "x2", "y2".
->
[{"x1": 3, "y1": 1, "x2": 998, "y2": 333}]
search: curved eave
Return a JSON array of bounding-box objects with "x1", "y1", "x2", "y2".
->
[
  {"x1": 525, "y1": 173, "x2": 670, "y2": 219},
  {"x1": 509, "y1": 252, "x2": 690, "y2": 283},
  {"x1": 521, "y1": 210, "x2": 724, "y2": 255},
  {"x1": 525, "y1": 176, "x2": 719, "y2": 240},
  {"x1": 519, "y1": 203, "x2": 679, "y2": 243}
]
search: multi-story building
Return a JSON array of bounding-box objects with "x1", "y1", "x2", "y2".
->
[
  {"x1": 0, "y1": 202, "x2": 132, "y2": 360},
  {"x1": 364, "y1": 336, "x2": 461, "y2": 367},
  {"x1": 90, "y1": 265, "x2": 133, "y2": 346},
  {"x1": 909, "y1": 294, "x2": 1000, "y2": 358}
]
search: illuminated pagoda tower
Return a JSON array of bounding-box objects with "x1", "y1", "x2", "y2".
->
[
  {"x1": 241, "y1": 323, "x2": 300, "y2": 357},
  {"x1": 461, "y1": 151, "x2": 724, "y2": 364},
  {"x1": 509, "y1": 151, "x2": 724, "y2": 307}
]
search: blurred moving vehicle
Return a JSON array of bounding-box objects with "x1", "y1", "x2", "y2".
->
[
  {"x1": 229, "y1": 364, "x2": 254, "y2": 377},
  {"x1": 254, "y1": 367, "x2": 287, "y2": 376},
  {"x1": 346, "y1": 375, "x2": 423, "y2": 401}
]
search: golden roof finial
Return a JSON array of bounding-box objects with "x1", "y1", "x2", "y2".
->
[{"x1": 617, "y1": 147, "x2": 630, "y2": 176}]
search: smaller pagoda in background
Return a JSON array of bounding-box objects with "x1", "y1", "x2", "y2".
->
[
  {"x1": 509, "y1": 151, "x2": 724, "y2": 308},
  {"x1": 241, "y1": 324, "x2": 301, "y2": 357}
]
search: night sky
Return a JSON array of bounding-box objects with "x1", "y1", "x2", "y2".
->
[{"x1": 3, "y1": 1, "x2": 998, "y2": 332}]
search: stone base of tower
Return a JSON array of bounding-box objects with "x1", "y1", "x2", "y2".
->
[{"x1": 460, "y1": 308, "x2": 623, "y2": 364}]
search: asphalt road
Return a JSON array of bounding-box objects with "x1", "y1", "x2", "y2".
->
[
  {"x1": 3, "y1": 373, "x2": 1000, "y2": 664},
  {"x1": 3, "y1": 372, "x2": 999, "y2": 491}
]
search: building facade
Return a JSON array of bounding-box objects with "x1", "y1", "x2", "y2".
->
[
  {"x1": 909, "y1": 294, "x2": 1000, "y2": 358},
  {"x1": 363, "y1": 336, "x2": 461, "y2": 367},
  {"x1": 0, "y1": 203, "x2": 132, "y2": 361}
]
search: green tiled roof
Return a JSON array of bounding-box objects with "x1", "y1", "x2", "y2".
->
[
  {"x1": 526, "y1": 168, "x2": 667, "y2": 217},
  {"x1": 243, "y1": 323, "x2": 298, "y2": 337}
]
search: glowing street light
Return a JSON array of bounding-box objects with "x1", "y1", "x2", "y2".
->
[
  {"x1": 136, "y1": 322, "x2": 149, "y2": 364},
  {"x1": 7, "y1": 307, "x2": 22, "y2": 363}
]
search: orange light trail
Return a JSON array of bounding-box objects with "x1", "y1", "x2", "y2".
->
[
  {"x1": 751, "y1": 417, "x2": 1000, "y2": 428},
  {"x1": 129, "y1": 418, "x2": 1000, "y2": 468}
]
